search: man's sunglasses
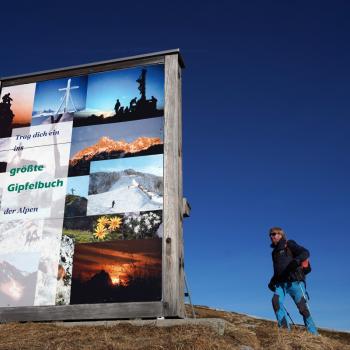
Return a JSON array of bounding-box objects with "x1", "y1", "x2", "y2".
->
[{"x1": 269, "y1": 232, "x2": 279, "y2": 237}]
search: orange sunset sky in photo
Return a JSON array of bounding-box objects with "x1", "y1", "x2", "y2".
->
[
  {"x1": 72, "y1": 239, "x2": 162, "y2": 286},
  {"x1": 1, "y1": 83, "x2": 36, "y2": 125}
]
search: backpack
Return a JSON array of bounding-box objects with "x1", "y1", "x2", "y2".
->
[{"x1": 285, "y1": 241, "x2": 312, "y2": 275}]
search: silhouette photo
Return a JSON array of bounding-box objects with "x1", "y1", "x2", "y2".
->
[
  {"x1": 0, "y1": 83, "x2": 36, "y2": 138},
  {"x1": 73, "y1": 65, "x2": 164, "y2": 127},
  {"x1": 70, "y1": 238, "x2": 162, "y2": 304}
]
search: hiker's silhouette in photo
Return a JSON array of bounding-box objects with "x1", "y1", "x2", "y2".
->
[
  {"x1": 113, "y1": 69, "x2": 160, "y2": 119},
  {"x1": 73, "y1": 68, "x2": 163, "y2": 127},
  {"x1": 0, "y1": 93, "x2": 15, "y2": 138},
  {"x1": 2, "y1": 93, "x2": 13, "y2": 105},
  {"x1": 114, "y1": 99, "x2": 121, "y2": 114},
  {"x1": 268, "y1": 227, "x2": 318, "y2": 335},
  {"x1": 129, "y1": 97, "x2": 137, "y2": 112}
]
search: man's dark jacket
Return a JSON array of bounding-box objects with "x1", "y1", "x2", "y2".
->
[{"x1": 270, "y1": 238, "x2": 309, "y2": 285}]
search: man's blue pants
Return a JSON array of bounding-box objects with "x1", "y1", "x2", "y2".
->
[{"x1": 272, "y1": 281, "x2": 318, "y2": 335}]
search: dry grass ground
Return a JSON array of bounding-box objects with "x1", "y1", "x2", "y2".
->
[
  {"x1": 0, "y1": 305, "x2": 348, "y2": 350},
  {"x1": 190, "y1": 305, "x2": 350, "y2": 350}
]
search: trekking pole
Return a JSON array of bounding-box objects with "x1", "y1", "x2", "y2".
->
[{"x1": 283, "y1": 305, "x2": 295, "y2": 326}]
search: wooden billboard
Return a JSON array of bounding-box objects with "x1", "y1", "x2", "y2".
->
[{"x1": 0, "y1": 49, "x2": 185, "y2": 321}]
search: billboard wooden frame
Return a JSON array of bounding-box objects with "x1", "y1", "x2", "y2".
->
[{"x1": 0, "y1": 49, "x2": 185, "y2": 322}]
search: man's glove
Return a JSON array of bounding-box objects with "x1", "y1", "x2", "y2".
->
[
  {"x1": 268, "y1": 279, "x2": 276, "y2": 292},
  {"x1": 286, "y1": 259, "x2": 299, "y2": 273}
]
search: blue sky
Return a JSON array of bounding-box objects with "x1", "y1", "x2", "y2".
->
[
  {"x1": 85, "y1": 65, "x2": 164, "y2": 112},
  {"x1": 90, "y1": 154, "x2": 163, "y2": 177},
  {"x1": 66, "y1": 176, "x2": 89, "y2": 198},
  {"x1": 0, "y1": 0, "x2": 350, "y2": 331},
  {"x1": 70, "y1": 117, "x2": 164, "y2": 156},
  {"x1": 32, "y1": 76, "x2": 87, "y2": 114}
]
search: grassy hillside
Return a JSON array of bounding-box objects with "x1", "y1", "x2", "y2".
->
[{"x1": 0, "y1": 305, "x2": 349, "y2": 350}]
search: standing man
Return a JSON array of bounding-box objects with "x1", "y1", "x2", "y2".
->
[
  {"x1": 268, "y1": 227, "x2": 318, "y2": 335},
  {"x1": 114, "y1": 99, "x2": 121, "y2": 114}
]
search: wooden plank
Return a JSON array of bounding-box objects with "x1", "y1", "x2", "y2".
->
[
  {"x1": 0, "y1": 302, "x2": 163, "y2": 322},
  {"x1": 2, "y1": 56, "x2": 164, "y2": 87},
  {"x1": 163, "y1": 55, "x2": 185, "y2": 317},
  {"x1": 1, "y1": 49, "x2": 184, "y2": 81},
  {"x1": 163, "y1": 54, "x2": 183, "y2": 317}
]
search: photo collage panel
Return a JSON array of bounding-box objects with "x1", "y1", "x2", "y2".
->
[{"x1": 0, "y1": 63, "x2": 164, "y2": 307}]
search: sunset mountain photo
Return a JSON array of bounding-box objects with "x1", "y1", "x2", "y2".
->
[
  {"x1": 69, "y1": 136, "x2": 163, "y2": 176},
  {"x1": 70, "y1": 238, "x2": 162, "y2": 304},
  {"x1": 68, "y1": 117, "x2": 164, "y2": 176},
  {"x1": 71, "y1": 136, "x2": 163, "y2": 165}
]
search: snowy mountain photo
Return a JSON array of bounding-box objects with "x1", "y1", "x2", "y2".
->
[
  {"x1": 87, "y1": 169, "x2": 163, "y2": 215},
  {"x1": 86, "y1": 155, "x2": 163, "y2": 215}
]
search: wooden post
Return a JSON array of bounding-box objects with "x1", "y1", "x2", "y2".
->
[{"x1": 163, "y1": 54, "x2": 184, "y2": 317}]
